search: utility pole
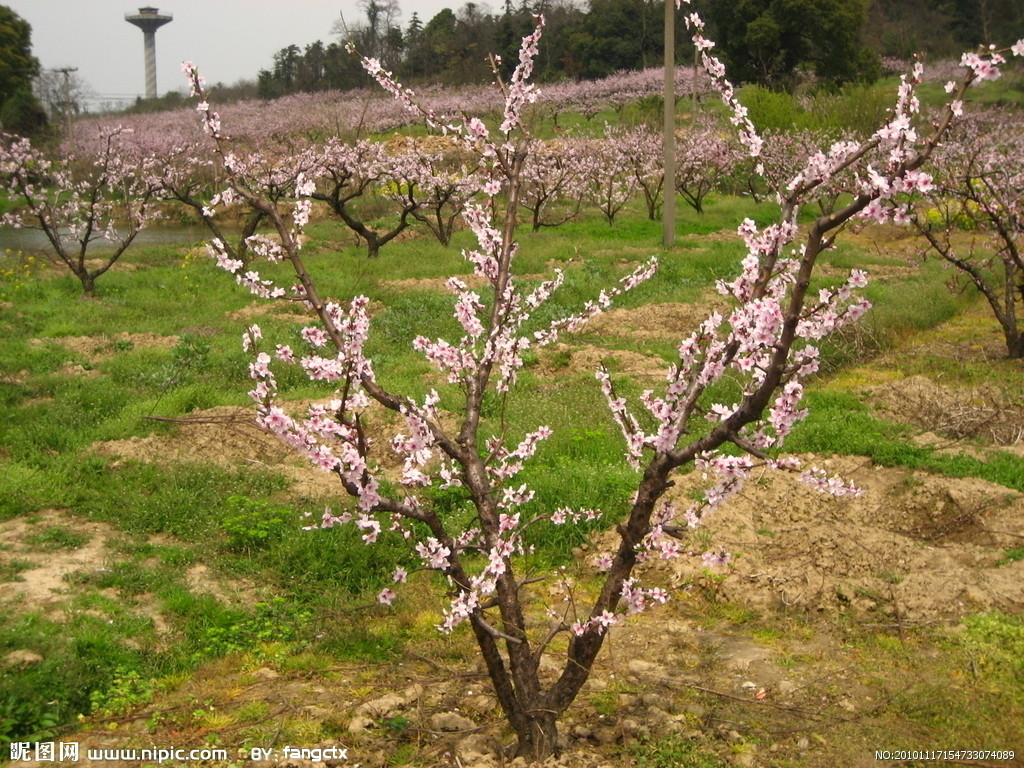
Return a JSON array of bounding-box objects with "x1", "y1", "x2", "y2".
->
[
  {"x1": 663, "y1": 0, "x2": 675, "y2": 247},
  {"x1": 53, "y1": 67, "x2": 78, "y2": 139},
  {"x1": 693, "y1": 43, "x2": 699, "y2": 114}
]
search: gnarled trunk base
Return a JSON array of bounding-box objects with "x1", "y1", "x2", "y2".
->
[{"x1": 512, "y1": 710, "x2": 559, "y2": 762}]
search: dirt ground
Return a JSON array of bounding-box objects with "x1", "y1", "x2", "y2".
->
[
  {"x1": 32, "y1": 333, "x2": 181, "y2": 362},
  {"x1": 90, "y1": 400, "x2": 417, "y2": 499},
  {"x1": 642, "y1": 455, "x2": 1023, "y2": 621},
  {"x1": 6, "y1": 423, "x2": 1023, "y2": 768},
  {"x1": 4, "y1": 275, "x2": 1023, "y2": 767},
  {"x1": 0, "y1": 509, "x2": 119, "y2": 613}
]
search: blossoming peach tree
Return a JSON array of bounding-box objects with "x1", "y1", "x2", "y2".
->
[
  {"x1": 910, "y1": 109, "x2": 1024, "y2": 358},
  {"x1": 0, "y1": 127, "x2": 159, "y2": 297},
  {"x1": 181, "y1": 8, "x2": 1021, "y2": 759}
]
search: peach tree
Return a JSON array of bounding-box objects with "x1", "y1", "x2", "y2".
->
[{"x1": 180, "y1": 10, "x2": 1021, "y2": 759}]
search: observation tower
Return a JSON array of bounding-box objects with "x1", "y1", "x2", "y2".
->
[{"x1": 125, "y1": 6, "x2": 173, "y2": 99}]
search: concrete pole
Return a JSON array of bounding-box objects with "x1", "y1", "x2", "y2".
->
[
  {"x1": 54, "y1": 67, "x2": 78, "y2": 139},
  {"x1": 125, "y1": 7, "x2": 173, "y2": 99},
  {"x1": 141, "y1": 28, "x2": 158, "y2": 97},
  {"x1": 663, "y1": 0, "x2": 675, "y2": 247}
]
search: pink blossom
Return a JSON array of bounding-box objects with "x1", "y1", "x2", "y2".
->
[
  {"x1": 701, "y1": 551, "x2": 732, "y2": 568},
  {"x1": 300, "y1": 326, "x2": 329, "y2": 347}
]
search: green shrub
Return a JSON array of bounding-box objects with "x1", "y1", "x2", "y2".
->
[
  {"x1": 961, "y1": 612, "x2": 1024, "y2": 688},
  {"x1": 187, "y1": 596, "x2": 312, "y2": 661},
  {"x1": 89, "y1": 668, "x2": 156, "y2": 717},
  {"x1": 739, "y1": 84, "x2": 802, "y2": 133},
  {"x1": 221, "y1": 495, "x2": 295, "y2": 553}
]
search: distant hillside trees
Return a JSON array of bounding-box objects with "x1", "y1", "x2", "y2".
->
[
  {"x1": 939, "y1": 0, "x2": 1024, "y2": 50},
  {"x1": 252, "y1": 0, "x2": 1024, "y2": 99},
  {"x1": 865, "y1": 0, "x2": 1024, "y2": 57},
  {"x1": 257, "y1": 41, "x2": 365, "y2": 98},
  {"x1": 704, "y1": 0, "x2": 880, "y2": 90},
  {"x1": 568, "y1": 0, "x2": 669, "y2": 79},
  {"x1": 0, "y1": 4, "x2": 47, "y2": 136},
  {"x1": 256, "y1": 0, "x2": 696, "y2": 95}
]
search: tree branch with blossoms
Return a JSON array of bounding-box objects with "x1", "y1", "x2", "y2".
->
[{"x1": 181, "y1": 13, "x2": 1022, "y2": 762}]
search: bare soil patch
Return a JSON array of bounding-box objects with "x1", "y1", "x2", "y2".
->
[
  {"x1": 680, "y1": 228, "x2": 738, "y2": 244},
  {"x1": 31, "y1": 332, "x2": 180, "y2": 365},
  {"x1": 537, "y1": 342, "x2": 667, "y2": 381},
  {"x1": 583, "y1": 298, "x2": 728, "y2": 341},
  {"x1": 866, "y1": 374, "x2": 1024, "y2": 446},
  {"x1": 0, "y1": 510, "x2": 250, "y2": 653},
  {"x1": 0, "y1": 508, "x2": 115, "y2": 610},
  {"x1": 226, "y1": 301, "x2": 313, "y2": 323},
  {"x1": 185, "y1": 562, "x2": 263, "y2": 607},
  {"x1": 91, "y1": 405, "x2": 338, "y2": 499},
  {"x1": 84, "y1": 258, "x2": 140, "y2": 273},
  {"x1": 381, "y1": 274, "x2": 488, "y2": 292},
  {"x1": 379, "y1": 274, "x2": 563, "y2": 294},
  {"x1": 90, "y1": 402, "x2": 420, "y2": 499},
  {"x1": 617, "y1": 455, "x2": 1024, "y2": 622}
]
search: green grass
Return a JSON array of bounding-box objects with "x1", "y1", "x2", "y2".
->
[
  {"x1": 0, "y1": 611, "x2": 152, "y2": 744},
  {"x1": 848, "y1": 613, "x2": 1024, "y2": 750},
  {"x1": 2, "y1": 180, "x2": 1021, "y2": 756},
  {"x1": 998, "y1": 546, "x2": 1024, "y2": 565},
  {"x1": 917, "y1": 68, "x2": 1024, "y2": 109},
  {"x1": 788, "y1": 390, "x2": 1024, "y2": 491},
  {"x1": 625, "y1": 735, "x2": 730, "y2": 767},
  {"x1": 22, "y1": 525, "x2": 90, "y2": 551},
  {"x1": 0, "y1": 558, "x2": 33, "y2": 582}
]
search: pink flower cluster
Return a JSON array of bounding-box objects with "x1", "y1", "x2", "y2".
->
[
  {"x1": 176, "y1": 7, "x2": 1022, "y2": 681},
  {"x1": 680, "y1": 3, "x2": 762, "y2": 161}
]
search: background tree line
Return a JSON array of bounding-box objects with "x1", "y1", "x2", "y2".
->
[
  {"x1": 2, "y1": 0, "x2": 1023, "y2": 136},
  {"x1": 254, "y1": 0, "x2": 1024, "y2": 98},
  {"x1": 0, "y1": 5, "x2": 47, "y2": 136}
]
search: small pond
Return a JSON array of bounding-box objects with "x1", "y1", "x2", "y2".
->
[{"x1": 0, "y1": 224, "x2": 214, "y2": 254}]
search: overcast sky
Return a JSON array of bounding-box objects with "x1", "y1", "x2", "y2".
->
[{"x1": 8, "y1": 0, "x2": 459, "y2": 109}]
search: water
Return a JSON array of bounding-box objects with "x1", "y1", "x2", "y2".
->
[{"x1": 0, "y1": 224, "x2": 213, "y2": 254}]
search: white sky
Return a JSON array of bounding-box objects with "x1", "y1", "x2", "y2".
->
[{"x1": 8, "y1": 0, "x2": 460, "y2": 109}]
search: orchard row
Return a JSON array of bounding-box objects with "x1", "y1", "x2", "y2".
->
[{"x1": 3, "y1": 107, "x2": 1020, "y2": 353}]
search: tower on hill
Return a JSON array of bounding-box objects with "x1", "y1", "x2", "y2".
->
[{"x1": 125, "y1": 6, "x2": 173, "y2": 99}]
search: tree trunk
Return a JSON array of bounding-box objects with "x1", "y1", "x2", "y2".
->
[
  {"x1": 1006, "y1": 329, "x2": 1024, "y2": 359},
  {"x1": 513, "y1": 710, "x2": 559, "y2": 761},
  {"x1": 365, "y1": 236, "x2": 381, "y2": 259}
]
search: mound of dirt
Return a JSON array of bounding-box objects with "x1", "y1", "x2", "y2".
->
[
  {"x1": 381, "y1": 274, "x2": 488, "y2": 292},
  {"x1": 31, "y1": 333, "x2": 179, "y2": 364},
  {"x1": 622, "y1": 455, "x2": 1024, "y2": 622},
  {"x1": 537, "y1": 343, "x2": 667, "y2": 380},
  {"x1": 225, "y1": 301, "x2": 313, "y2": 323},
  {"x1": 93, "y1": 405, "x2": 294, "y2": 466},
  {"x1": 91, "y1": 402, "x2": 437, "y2": 499},
  {"x1": 584, "y1": 299, "x2": 728, "y2": 341},
  {"x1": 866, "y1": 374, "x2": 1024, "y2": 446},
  {"x1": 93, "y1": 405, "x2": 344, "y2": 498}
]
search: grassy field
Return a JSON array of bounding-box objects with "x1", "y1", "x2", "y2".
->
[{"x1": 1, "y1": 192, "x2": 1022, "y2": 766}]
